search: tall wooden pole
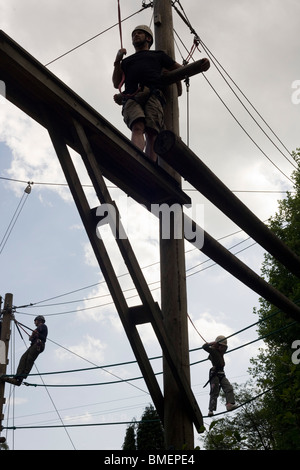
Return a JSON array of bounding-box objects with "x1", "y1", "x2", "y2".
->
[
  {"x1": 153, "y1": 0, "x2": 194, "y2": 449},
  {"x1": 0, "y1": 293, "x2": 13, "y2": 442}
]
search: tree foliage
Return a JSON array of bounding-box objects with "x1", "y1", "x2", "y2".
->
[
  {"x1": 202, "y1": 149, "x2": 300, "y2": 450},
  {"x1": 122, "y1": 404, "x2": 165, "y2": 450}
]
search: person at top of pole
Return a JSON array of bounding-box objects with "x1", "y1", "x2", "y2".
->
[{"x1": 112, "y1": 25, "x2": 187, "y2": 162}]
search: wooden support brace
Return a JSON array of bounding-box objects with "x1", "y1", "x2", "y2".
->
[
  {"x1": 155, "y1": 130, "x2": 300, "y2": 279},
  {"x1": 71, "y1": 119, "x2": 203, "y2": 431},
  {"x1": 161, "y1": 58, "x2": 210, "y2": 86},
  {"x1": 45, "y1": 114, "x2": 165, "y2": 422},
  {"x1": 0, "y1": 30, "x2": 191, "y2": 210},
  {"x1": 128, "y1": 305, "x2": 153, "y2": 325}
]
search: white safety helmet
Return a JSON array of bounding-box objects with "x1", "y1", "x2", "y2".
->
[
  {"x1": 215, "y1": 335, "x2": 227, "y2": 346},
  {"x1": 132, "y1": 25, "x2": 154, "y2": 47},
  {"x1": 35, "y1": 315, "x2": 46, "y2": 323}
]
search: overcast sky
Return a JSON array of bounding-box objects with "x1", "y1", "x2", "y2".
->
[{"x1": 0, "y1": 0, "x2": 299, "y2": 451}]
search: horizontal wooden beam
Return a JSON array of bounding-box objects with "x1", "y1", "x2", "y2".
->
[
  {"x1": 155, "y1": 130, "x2": 300, "y2": 279},
  {"x1": 161, "y1": 58, "x2": 210, "y2": 85},
  {"x1": 184, "y1": 215, "x2": 300, "y2": 322},
  {"x1": 0, "y1": 30, "x2": 190, "y2": 210}
]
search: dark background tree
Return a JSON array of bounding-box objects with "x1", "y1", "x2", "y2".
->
[
  {"x1": 122, "y1": 420, "x2": 136, "y2": 450},
  {"x1": 122, "y1": 404, "x2": 165, "y2": 450},
  {"x1": 202, "y1": 149, "x2": 300, "y2": 450},
  {"x1": 136, "y1": 404, "x2": 165, "y2": 450}
]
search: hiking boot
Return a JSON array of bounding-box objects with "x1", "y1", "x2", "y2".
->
[
  {"x1": 208, "y1": 410, "x2": 214, "y2": 417},
  {"x1": 226, "y1": 403, "x2": 238, "y2": 412}
]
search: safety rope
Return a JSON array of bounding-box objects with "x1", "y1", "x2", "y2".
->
[
  {"x1": 187, "y1": 313, "x2": 206, "y2": 343},
  {"x1": 184, "y1": 35, "x2": 201, "y2": 65},
  {"x1": 115, "y1": 0, "x2": 130, "y2": 97},
  {"x1": 117, "y1": 0, "x2": 123, "y2": 49},
  {"x1": 114, "y1": 0, "x2": 147, "y2": 99}
]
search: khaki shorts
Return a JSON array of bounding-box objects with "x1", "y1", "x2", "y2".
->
[{"x1": 122, "y1": 90, "x2": 165, "y2": 134}]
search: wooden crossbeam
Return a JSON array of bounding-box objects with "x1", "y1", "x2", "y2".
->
[
  {"x1": 72, "y1": 119, "x2": 203, "y2": 431},
  {"x1": 155, "y1": 130, "x2": 300, "y2": 279},
  {"x1": 44, "y1": 114, "x2": 203, "y2": 431},
  {"x1": 161, "y1": 58, "x2": 210, "y2": 85}
]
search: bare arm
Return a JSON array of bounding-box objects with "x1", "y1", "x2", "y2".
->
[{"x1": 112, "y1": 48, "x2": 127, "y2": 89}]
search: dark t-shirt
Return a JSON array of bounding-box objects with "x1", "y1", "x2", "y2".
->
[
  {"x1": 121, "y1": 50, "x2": 175, "y2": 94},
  {"x1": 203, "y1": 343, "x2": 225, "y2": 371},
  {"x1": 31, "y1": 324, "x2": 48, "y2": 345}
]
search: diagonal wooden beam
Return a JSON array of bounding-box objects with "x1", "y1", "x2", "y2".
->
[
  {"x1": 72, "y1": 119, "x2": 204, "y2": 431},
  {"x1": 45, "y1": 114, "x2": 165, "y2": 422},
  {"x1": 0, "y1": 30, "x2": 190, "y2": 210},
  {"x1": 155, "y1": 130, "x2": 300, "y2": 279}
]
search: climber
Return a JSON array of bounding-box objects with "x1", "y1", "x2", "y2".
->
[
  {"x1": 1, "y1": 315, "x2": 48, "y2": 386},
  {"x1": 203, "y1": 335, "x2": 238, "y2": 417},
  {"x1": 112, "y1": 25, "x2": 185, "y2": 162}
]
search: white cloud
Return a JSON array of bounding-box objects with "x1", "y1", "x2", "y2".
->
[{"x1": 55, "y1": 334, "x2": 107, "y2": 364}]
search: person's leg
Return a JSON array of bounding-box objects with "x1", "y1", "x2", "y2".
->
[
  {"x1": 144, "y1": 128, "x2": 158, "y2": 162},
  {"x1": 16, "y1": 345, "x2": 40, "y2": 381},
  {"x1": 144, "y1": 94, "x2": 164, "y2": 162},
  {"x1": 122, "y1": 100, "x2": 146, "y2": 152},
  {"x1": 220, "y1": 377, "x2": 237, "y2": 411},
  {"x1": 208, "y1": 375, "x2": 220, "y2": 415},
  {"x1": 131, "y1": 118, "x2": 146, "y2": 152}
]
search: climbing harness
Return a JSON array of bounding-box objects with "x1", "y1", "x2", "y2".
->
[{"x1": 203, "y1": 367, "x2": 225, "y2": 388}]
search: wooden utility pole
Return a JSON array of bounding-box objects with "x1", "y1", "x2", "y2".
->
[
  {"x1": 153, "y1": 1, "x2": 194, "y2": 449},
  {"x1": 0, "y1": 293, "x2": 14, "y2": 443}
]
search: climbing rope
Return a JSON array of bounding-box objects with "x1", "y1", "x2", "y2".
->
[{"x1": 117, "y1": 0, "x2": 123, "y2": 49}]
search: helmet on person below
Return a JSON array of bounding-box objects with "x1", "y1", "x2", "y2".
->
[
  {"x1": 35, "y1": 315, "x2": 46, "y2": 323},
  {"x1": 132, "y1": 25, "x2": 154, "y2": 47},
  {"x1": 215, "y1": 335, "x2": 227, "y2": 346}
]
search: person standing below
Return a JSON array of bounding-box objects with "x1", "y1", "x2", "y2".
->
[
  {"x1": 113, "y1": 25, "x2": 193, "y2": 162},
  {"x1": 1, "y1": 315, "x2": 48, "y2": 386},
  {"x1": 203, "y1": 335, "x2": 238, "y2": 417}
]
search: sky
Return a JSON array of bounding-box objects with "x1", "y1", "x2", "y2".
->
[{"x1": 0, "y1": 0, "x2": 299, "y2": 451}]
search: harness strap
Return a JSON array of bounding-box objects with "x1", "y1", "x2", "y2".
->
[{"x1": 203, "y1": 367, "x2": 225, "y2": 388}]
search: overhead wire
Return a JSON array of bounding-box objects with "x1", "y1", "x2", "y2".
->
[
  {"x1": 14, "y1": 217, "x2": 266, "y2": 315},
  {"x1": 2, "y1": 376, "x2": 294, "y2": 429},
  {"x1": 11, "y1": 319, "x2": 149, "y2": 394},
  {"x1": 44, "y1": 5, "x2": 151, "y2": 67},
  {"x1": 20, "y1": 318, "x2": 297, "y2": 388},
  {"x1": 1, "y1": 175, "x2": 293, "y2": 194},
  {"x1": 3, "y1": 305, "x2": 297, "y2": 432},
  {"x1": 14, "y1": 237, "x2": 259, "y2": 317},
  {"x1": 9, "y1": 303, "x2": 296, "y2": 385},
  {"x1": 0, "y1": 183, "x2": 32, "y2": 255},
  {"x1": 172, "y1": 0, "x2": 295, "y2": 165},
  {"x1": 171, "y1": 1, "x2": 296, "y2": 184}
]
